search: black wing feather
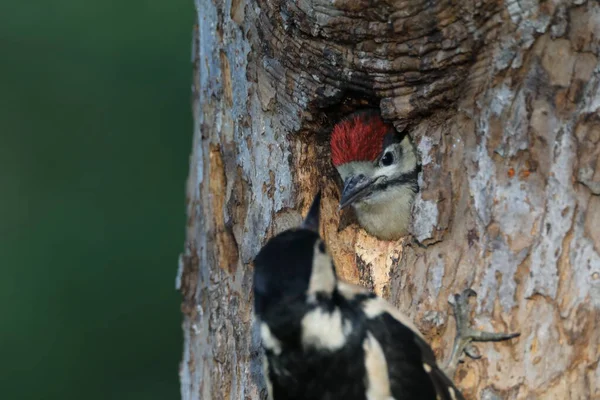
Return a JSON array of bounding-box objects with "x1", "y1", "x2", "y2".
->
[
  {"x1": 366, "y1": 312, "x2": 465, "y2": 400},
  {"x1": 413, "y1": 334, "x2": 466, "y2": 400}
]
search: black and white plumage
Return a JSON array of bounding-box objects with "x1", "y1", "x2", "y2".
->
[{"x1": 253, "y1": 192, "x2": 465, "y2": 400}]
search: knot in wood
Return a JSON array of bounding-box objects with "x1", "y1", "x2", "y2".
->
[{"x1": 256, "y1": 0, "x2": 485, "y2": 123}]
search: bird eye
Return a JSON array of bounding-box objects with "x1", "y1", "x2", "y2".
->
[
  {"x1": 318, "y1": 241, "x2": 326, "y2": 253},
  {"x1": 381, "y1": 152, "x2": 394, "y2": 166}
]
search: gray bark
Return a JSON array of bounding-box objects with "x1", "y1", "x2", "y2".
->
[{"x1": 180, "y1": 1, "x2": 600, "y2": 398}]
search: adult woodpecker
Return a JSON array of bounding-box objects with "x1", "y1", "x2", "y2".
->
[
  {"x1": 254, "y1": 192, "x2": 466, "y2": 400},
  {"x1": 330, "y1": 110, "x2": 420, "y2": 240}
]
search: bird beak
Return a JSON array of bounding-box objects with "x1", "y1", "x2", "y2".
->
[{"x1": 339, "y1": 175, "x2": 379, "y2": 210}]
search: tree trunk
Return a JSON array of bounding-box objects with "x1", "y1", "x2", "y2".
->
[{"x1": 179, "y1": 0, "x2": 600, "y2": 398}]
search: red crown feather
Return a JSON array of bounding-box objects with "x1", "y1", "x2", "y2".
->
[{"x1": 330, "y1": 111, "x2": 393, "y2": 167}]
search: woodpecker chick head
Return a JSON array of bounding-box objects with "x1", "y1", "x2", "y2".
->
[
  {"x1": 253, "y1": 192, "x2": 336, "y2": 319},
  {"x1": 330, "y1": 110, "x2": 419, "y2": 240}
]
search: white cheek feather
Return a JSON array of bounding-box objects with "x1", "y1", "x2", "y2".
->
[
  {"x1": 363, "y1": 332, "x2": 395, "y2": 400},
  {"x1": 301, "y1": 307, "x2": 352, "y2": 350},
  {"x1": 261, "y1": 323, "x2": 282, "y2": 355},
  {"x1": 303, "y1": 242, "x2": 349, "y2": 350},
  {"x1": 372, "y1": 164, "x2": 398, "y2": 179},
  {"x1": 399, "y1": 136, "x2": 417, "y2": 175},
  {"x1": 362, "y1": 297, "x2": 426, "y2": 341},
  {"x1": 307, "y1": 243, "x2": 336, "y2": 295}
]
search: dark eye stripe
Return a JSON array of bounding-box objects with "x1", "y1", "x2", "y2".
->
[{"x1": 373, "y1": 168, "x2": 419, "y2": 193}]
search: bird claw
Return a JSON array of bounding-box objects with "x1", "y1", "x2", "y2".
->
[
  {"x1": 463, "y1": 343, "x2": 480, "y2": 360},
  {"x1": 444, "y1": 289, "x2": 520, "y2": 378}
]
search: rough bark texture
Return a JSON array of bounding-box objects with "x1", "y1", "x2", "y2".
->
[{"x1": 180, "y1": 0, "x2": 600, "y2": 399}]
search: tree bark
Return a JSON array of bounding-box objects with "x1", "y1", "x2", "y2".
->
[{"x1": 179, "y1": 0, "x2": 600, "y2": 399}]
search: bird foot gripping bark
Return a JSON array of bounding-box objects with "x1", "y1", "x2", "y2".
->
[{"x1": 444, "y1": 289, "x2": 520, "y2": 378}]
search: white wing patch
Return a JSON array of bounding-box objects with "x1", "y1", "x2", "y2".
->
[
  {"x1": 301, "y1": 307, "x2": 351, "y2": 350},
  {"x1": 263, "y1": 356, "x2": 274, "y2": 399},
  {"x1": 362, "y1": 297, "x2": 426, "y2": 341},
  {"x1": 363, "y1": 332, "x2": 395, "y2": 400},
  {"x1": 260, "y1": 323, "x2": 282, "y2": 355},
  {"x1": 448, "y1": 386, "x2": 458, "y2": 400}
]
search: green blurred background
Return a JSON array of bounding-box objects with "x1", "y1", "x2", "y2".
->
[{"x1": 1, "y1": 1, "x2": 193, "y2": 399}]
